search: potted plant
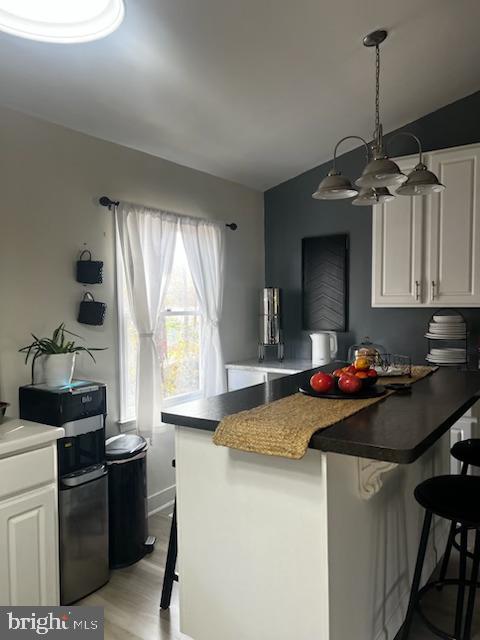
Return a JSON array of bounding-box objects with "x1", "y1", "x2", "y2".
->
[{"x1": 20, "y1": 323, "x2": 105, "y2": 387}]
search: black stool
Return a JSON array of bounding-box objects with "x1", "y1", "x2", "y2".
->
[
  {"x1": 401, "y1": 475, "x2": 480, "y2": 640},
  {"x1": 439, "y1": 439, "x2": 480, "y2": 585},
  {"x1": 160, "y1": 460, "x2": 177, "y2": 610}
]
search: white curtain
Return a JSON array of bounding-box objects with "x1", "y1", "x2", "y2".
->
[
  {"x1": 179, "y1": 217, "x2": 226, "y2": 397},
  {"x1": 115, "y1": 203, "x2": 177, "y2": 437}
]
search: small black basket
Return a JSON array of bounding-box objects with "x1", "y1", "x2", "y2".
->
[
  {"x1": 76, "y1": 250, "x2": 103, "y2": 284},
  {"x1": 78, "y1": 292, "x2": 106, "y2": 326}
]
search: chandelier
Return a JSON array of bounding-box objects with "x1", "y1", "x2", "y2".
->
[{"x1": 312, "y1": 30, "x2": 445, "y2": 206}]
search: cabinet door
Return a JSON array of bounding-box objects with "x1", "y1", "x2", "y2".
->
[
  {"x1": 0, "y1": 484, "x2": 59, "y2": 605},
  {"x1": 227, "y1": 368, "x2": 266, "y2": 391},
  {"x1": 372, "y1": 157, "x2": 424, "y2": 306},
  {"x1": 427, "y1": 145, "x2": 480, "y2": 306}
]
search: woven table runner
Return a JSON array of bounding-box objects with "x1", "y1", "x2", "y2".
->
[{"x1": 213, "y1": 366, "x2": 436, "y2": 459}]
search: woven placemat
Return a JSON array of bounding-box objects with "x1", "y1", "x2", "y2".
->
[{"x1": 213, "y1": 366, "x2": 436, "y2": 460}]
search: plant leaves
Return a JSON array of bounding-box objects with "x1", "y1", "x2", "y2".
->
[{"x1": 20, "y1": 324, "x2": 106, "y2": 366}]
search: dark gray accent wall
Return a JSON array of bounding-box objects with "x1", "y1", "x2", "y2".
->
[{"x1": 265, "y1": 91, "x2": 480, "y2": 362}]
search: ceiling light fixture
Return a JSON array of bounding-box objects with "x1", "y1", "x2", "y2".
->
[
  {"x1": 312, "y1": 30, "x2": 444, "y2": 204},
  {"x1": 352, "y1": 187, "x2": 395, "y2": 207},
  {"x1": 0, "y1": 0, "x2": 124, "y2": 43}
]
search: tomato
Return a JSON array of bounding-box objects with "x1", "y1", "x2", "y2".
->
[
  {"x1": 345, "y1": 365, "x2": 357, "y2": 374},
  {"x1": 355, "y1": 371, "x2": 368, "y2": 379},
  {"x1": 332, "y1": 368, "x2": 344, "y2": 378},
  {"x1": 310, "y1": 372, "x2": 335, "y2": 393},
  {"x1": 367, "y1": 369, "x2": 378, "y2": 378},
  {"x1": 338, "y1": 373, "x2": 363, "y2": 394}
]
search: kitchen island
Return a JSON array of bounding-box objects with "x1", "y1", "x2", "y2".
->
[{"x1": 162, "y1": 367, "x2": 480, "y2": 640}]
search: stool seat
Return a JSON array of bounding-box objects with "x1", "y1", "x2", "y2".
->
[
  {"x1": 451, "y1": 438, "x2": 480, "y2": 468},
  {"x1": 415, "y1": 475, "x2": 480, "y2": 528}
]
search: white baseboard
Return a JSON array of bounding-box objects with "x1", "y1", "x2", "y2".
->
[
  {"x1": 148, "y1": 484, "x2": 175, "y2": 516},
  {"x1": 375, "y1": 521, "x2": 449, "y2": 640}
]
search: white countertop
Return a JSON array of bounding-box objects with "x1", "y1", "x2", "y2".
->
[
  {"x1": 225, "y1": 358, "x2": 314, "y2": 375},
  {"x1": 0, "y1": 418, "x2": 64, "y2": 459}
]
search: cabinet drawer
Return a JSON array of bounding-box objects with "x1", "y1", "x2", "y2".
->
[{"x1": 0, "y1": 445, "x2": 56, "y2": 500}]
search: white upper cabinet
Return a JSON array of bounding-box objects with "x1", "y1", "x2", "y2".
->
[
  {"x1": 372, "y1": 157, "x2": 424, "y2": 306},
  {"x1": 372, "y1": 143, "x2": 480, "y2": 307},
  {"x1": 427, "y1": 145, "x2": 480, "y2": 305}
]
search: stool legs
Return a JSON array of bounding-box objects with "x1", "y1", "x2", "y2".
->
[
  {"x1": 438, "y1": 520, "x2": 458, "y2": 587},
  {"x1": 455, "y1": 526, "x2": 468, "y2": 639},
  {"x1": 160, "y1": 499, "x2": 178, "y2": 610},
  {"x1": 462, "y1": 529, "x2": 480, "y2": 640},
  {"x1": 401, "y1": 510, "x2": 433, "y2": 640},
  {"x1": 438, "y1": 462, "x2": 469, "y2": 587}
]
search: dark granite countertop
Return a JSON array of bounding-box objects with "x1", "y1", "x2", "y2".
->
[{"x1": 161, "y1": 365, "x2": 480, "y2": 463}]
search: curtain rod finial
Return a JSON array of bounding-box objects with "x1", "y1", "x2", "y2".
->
[{"x1": 99, "y1": 196, "x2": 119, "y2": 209}]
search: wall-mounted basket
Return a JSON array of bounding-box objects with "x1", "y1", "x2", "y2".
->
[
  {"x1": 78, "y1": 292, "x2": 106, "y2": 326},
  {"x1": 76, "y1": 250, "x2": 103, "y2": 284}
]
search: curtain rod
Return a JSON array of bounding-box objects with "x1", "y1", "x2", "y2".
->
[{"x1": 98, "y1": 196, "x2": 238, "y2": 230}]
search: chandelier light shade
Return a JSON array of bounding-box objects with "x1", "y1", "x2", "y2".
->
[
  {"x1": 312, "y1": 169, "x2": 358, "y2": 200},
  {"x1": 312, "y1": 135, "x2": 369, "y2": 201},
  {"x1": 0, "y1": 0, "x2": 125, "y2": 43},
  {"x1": 312, "y1": 30, "x2": 444, "y2": 207},
  {"x1": 352, "y1": 187, "x2": 395, "y2": 206},
  {"x1": 397, "y1": 164, "x2": 445, "y2": 195},
  {"x1": 355, "y1": 157, "x2": 407, "y2": 188}
]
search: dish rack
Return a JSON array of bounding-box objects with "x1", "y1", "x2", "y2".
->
[{"x1": 425, "y1": 308, "x2": 468, "y2": 367}]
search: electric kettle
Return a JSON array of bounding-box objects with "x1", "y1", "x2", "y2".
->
[{"x1": 310, "y1": 332, "x2": 338, "y2": 366}]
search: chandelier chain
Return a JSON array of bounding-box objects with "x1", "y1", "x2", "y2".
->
[{"x1": 375, "y1": 44, "x2": 380, "y2": 146}]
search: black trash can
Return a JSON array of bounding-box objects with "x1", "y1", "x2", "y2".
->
[{"x1": 105, "y1": 434, "x2": 155, "y2": 569}]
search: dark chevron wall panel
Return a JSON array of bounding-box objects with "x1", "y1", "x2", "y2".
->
[{"x1": 302, "y1": 234, "x2": 349, "y2": 331}]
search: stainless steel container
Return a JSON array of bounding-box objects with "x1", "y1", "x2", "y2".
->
[
  {"x1": 259, "y1": 288, "x2": 281, "y2": 345},
  {"x1": 258, "y1": 288, "x2": 284, "y2": 360}
]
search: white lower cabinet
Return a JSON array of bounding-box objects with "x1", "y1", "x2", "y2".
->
[
  {"x1": 372, "y1": 142, "x2": 480, "y2": 307},
  {"x1": 0, "y1": 484, "x2": 59, "y2": 605},
  {"x1": 227, "y1": 368, "x2": 287, "y2": 391},
  {"x1": 227, "y1": 368, "x2": 267, "y2": 391},
  {"x1": 226, "y1": 359, "x2": 311, "y2": 391},
  {"x1": 450, "y1": 409, "x2": 477, "y2": 475},
  {"x1": 0, "y1": 436, "x2": 60, "y2": 606}
]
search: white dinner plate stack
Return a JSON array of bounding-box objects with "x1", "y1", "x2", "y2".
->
[
  {"x1": 426, "y1": 348, "x2": 467, "y2": 365},
  {"x1": 425, "y1": 313, "x2": 467, "y2": 365},
  {"x1": 424, "y1": 314, "x2": 467, "y2": 340}
]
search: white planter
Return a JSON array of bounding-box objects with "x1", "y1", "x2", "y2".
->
[{"x1": 43, "y1": 353, "x2": 76, "y2": 387}]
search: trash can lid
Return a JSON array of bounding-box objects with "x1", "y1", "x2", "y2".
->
[{"x1": 105, "y1": 434, "x2": 148, "y2": 461}]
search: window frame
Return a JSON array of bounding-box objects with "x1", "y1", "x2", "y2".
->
[
  {"x1": 158, "y1": 308, "x2": 203, "y2": 408},
  {"x1": 116, "y1": 235, "x2": 202, "y2": 426}
]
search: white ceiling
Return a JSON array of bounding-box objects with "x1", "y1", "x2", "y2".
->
[{"x1": 0, "y1": 0, "x2": 478, "y2": 190}]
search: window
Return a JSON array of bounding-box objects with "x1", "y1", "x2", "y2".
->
[{"x1": 118, "y1": 231, "x2": 201, "y2": 424}]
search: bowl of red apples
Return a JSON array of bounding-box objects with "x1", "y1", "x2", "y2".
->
[
  {"x1": 307, "y1": 357, "x2": 379, "y2": 397},
  {"x1": 332, "y1": 356, "x2": 378, "y2": 392}
]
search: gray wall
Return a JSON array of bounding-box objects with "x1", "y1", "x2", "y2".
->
[
  {"x1": 0, "y1": 105, "x2": 264, "y2": 513},
  {"x1": 265, "y1": 90, "x2": 480, "y2": 362}
]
